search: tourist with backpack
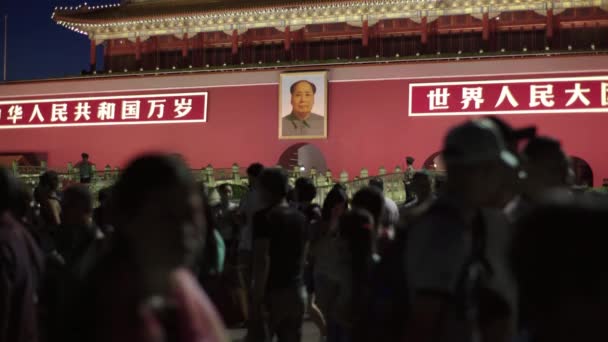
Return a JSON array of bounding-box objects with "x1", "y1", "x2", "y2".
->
[
  {"x1": 404, "y1": 119, "x2": 520, "y2": 342},
  {"x1": 251, "y1": 168, "x2": 308, "y2": 342}
]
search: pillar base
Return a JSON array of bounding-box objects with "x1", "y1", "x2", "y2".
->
[
  {"x1": 482, "y1": 39, "x2": 490, "y2": 52},
  {"x1": 181, "y1": 55, "x2": 190, "y2": 69},
  {"x1": 361, "y1": 45, "x2": 370, "y2": 58},
  {"x1": 419, "y1": 43, "x2": 428, "y2": 55}
]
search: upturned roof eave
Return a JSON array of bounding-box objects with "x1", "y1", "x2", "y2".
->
[{"x1": 52, "y1": 0, "x2": 359, "y2": 25}]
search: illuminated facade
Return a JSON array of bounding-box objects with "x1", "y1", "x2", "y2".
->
[{"x1": 52, "y1": 0, "x2": 608, "y2": 72}]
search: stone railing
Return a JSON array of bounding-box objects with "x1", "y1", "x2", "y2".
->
[{"x1": 10, "y1": 161, "x2": 441, "y2": 204}]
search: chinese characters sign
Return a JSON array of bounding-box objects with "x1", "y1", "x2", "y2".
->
[
  {"x1": 0, "y1": 91, "x2": 208, "y2": 129},
  {"x1": 409, "y1": 76, "x2": 608, "y2": 116}
]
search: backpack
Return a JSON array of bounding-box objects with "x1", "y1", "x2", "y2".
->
[
  {"x1": 436, "y1": 210, "x2": 495, "y2": 342},
  {"x1": 405, "y1": 199, "x2": 499, "y2": 342}
]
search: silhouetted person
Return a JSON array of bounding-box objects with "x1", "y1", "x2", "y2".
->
[
  {"x1": 311, "y1": 187, "x2": 349, "y2": 327},
  {"x1": 75, "y1": 153, "x2": 94, "y2": 184},
  {"x1": 36, "y1": 171, "x2": 61, "y2": 227},
  {"x1": 55, "y1": 185, "x2": 100, "y2": 268},
  {"x1": 240, "y1": 163, "x2": 265, "y2": 338},
  {"x1": 214, "y1": 184, "x2": 238, "y2": 249},
  {"x1": 434, "y1": 173, "x2": 447, "y2": 196},
  {"x1": 505, "y1": 137, "x2": 570, "y2": 222},
  {"x1": 331, "y1": 183, "x2": 346, "y2": 193},
  {"x1": 486, "y1": 116, "x2": 536, "y2": 154},
  {"x1": 404, "y1": 118, "x2": 519, "y2": 342},
  {"x1": 333, "y1": 209, "x2": 376, "y2": 342},
  {"x1": 69, "y1": 154, "x2": 227, "y2": 342},
  {"x1": 294, "y1": 177, "x2": 321, "y2": 223},
  {"x1": 352, "y1": 186, "x2": 407, "y2": 342},
  {"x1": 195, "y1": 185, "x2": 225, "y2": 285},
  {"x1": 0, "y1": 168, "x2": 44, "y2": 342},
  {"x1": 405, "y1": 156, "x2": 416, "y2": 182},
  {"x1": 351, "y1": 187, "x2": 385, "y2": 234},
  {"x1": 32, "y1": 171, "x2": 65, "y2": 278},
  {"x1": 511, "y1": 194, "x2": 608, "y2": 342},
  {"x1": 45, "y1": 185, "x2": 100, "y2": 342},
  {"x1": 239, "y1": 162, "x2": 265, "y2": 248},
  {"x1": 10, "y1": 183, "x2": 42, "y2": 243},
  {"x1": 486, "y1": 116, "x2": 536, "y2": 207},
  {"x1": 369, "y1": 178, "x2": 399, "y2": 229},
  {"x1": 251, "y1": 168, "x2": 308, "y2": 342},
  {"x1": 194, "y1": 185, "x2": 228, "y2": 327},
  {"x1": 399, "y1": 171, "x2": 434, "y2": 226},
  {"x1": 93, "y1": 187, "x2": 113, "y2": 235},
  {"x1": 293, "y1": 177, "x2": 326, "y2": 338}
]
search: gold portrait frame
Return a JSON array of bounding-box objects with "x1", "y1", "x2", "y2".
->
[{"x1": 278, "y1": 71, "x2": 328, "y2": 140}]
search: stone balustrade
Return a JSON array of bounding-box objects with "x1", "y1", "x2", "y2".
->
[{"x1": 11, "y1": 161, "x2": 444, "y2": 204}]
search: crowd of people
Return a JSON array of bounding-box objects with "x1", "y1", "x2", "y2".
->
[{"x1": 0, "y1": 116, "x2": 607, "y2": 342}]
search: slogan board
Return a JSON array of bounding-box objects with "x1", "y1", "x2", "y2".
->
[
  {"x1": 0, "y1": 90, "x2": 208, "y2": 129},
  {"x1": 409, "y1": 76, "x2": 608, "y2": 116}
]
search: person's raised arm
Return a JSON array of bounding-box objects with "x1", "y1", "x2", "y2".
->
[{"x1": 49, "y1": 199, "x2": 61, "y2": 226}]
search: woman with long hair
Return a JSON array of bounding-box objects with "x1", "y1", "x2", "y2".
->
[
  {"x1": 317, "y1": 208, "x2": 376, "y2": 342},
  {"x1": 311, "y1": 187, "x2": 348, "y2": 310}
]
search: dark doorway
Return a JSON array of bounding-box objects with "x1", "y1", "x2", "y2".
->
[
  {"x1": 278, "y1": 143, "x2": 328, "y2": 176},
  {"x1": 570, "y1": 156, "x2": 593, "y2": 187},
  {"x1": 422, "y1": 151, "x2": 445, "y2": 171}
]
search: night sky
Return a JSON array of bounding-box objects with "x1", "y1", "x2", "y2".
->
[{"x1": 1, "y1": 0, "x2": 110, "y2": 82}]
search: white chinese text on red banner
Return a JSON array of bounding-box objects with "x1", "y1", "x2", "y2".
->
[
  {"x1": 409, "y1": 76, "x2": 608, "y2": 116},
  {"x1": 0, "y1": 90, "x2": 208, "y2": 129}
]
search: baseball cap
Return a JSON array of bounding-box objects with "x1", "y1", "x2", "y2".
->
[
  {"x1": 486, "y1": 116, "x2": 536, "y2": 149},
  {"x1": 442, "y1": 118, "x2": 519, "y2": 169}
]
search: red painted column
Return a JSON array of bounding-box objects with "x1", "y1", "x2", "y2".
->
[
  {"x1": 182, "y1": 33, "x2": 189, "y2": 67},
  {"x1": 231, "y1": 30, "x2": 238, "y2": 56},
  {"x1": 546, "y1": 9, "x2": 554, "y2": 40},
  {"x1": 284, "y1": 26, "x2": 291, "y2": 61},
  {"x1": 200, "y1": 33, "x2": 205, "y2": 66},
  {"x1": 154, "y1": 37, "x2": 160, "y2": 68},
  {"x1": 284, "y1": 26, "x2": 291, "y2": 51},
  {"x1": 105, "y1": 40, "x2": 112, "y2": 71},
  {"x1": 90, "y1": 39, "x2": 97, "y2": 72},
  {"x1": 135, "y1": 36, "x2": 142, "y2": 62},
  {"x1": 182, "y1": 33, "x2": 189, "y2": 57},
  {"x1": 320, "y1": 38, "x2": 325, "y2": 60},
  {"x1": 362, "y1": 20, "x2": 369, "y2": 47},
  {"x1": 421, "y1": 16, "x2": 428, "y2": 45},
  {"x1": 482, "y1": 12, "x2": 489, "y2": 41}
]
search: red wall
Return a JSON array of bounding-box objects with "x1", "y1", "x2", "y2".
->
[{"x1": 1, "y1": 55, "x2": 607, "y2": 186}]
